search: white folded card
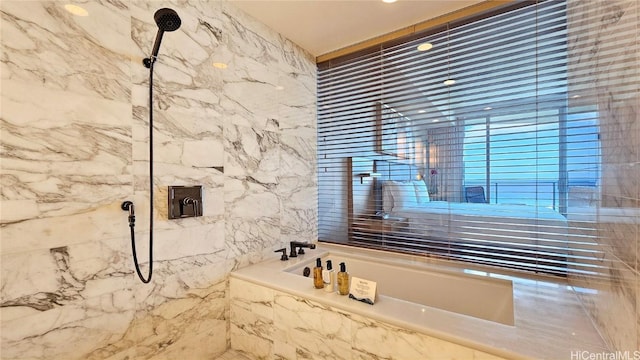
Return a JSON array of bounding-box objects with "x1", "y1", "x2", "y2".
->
[{"x1": 348, "y1": 276, "x2": 377, "y2": 305}]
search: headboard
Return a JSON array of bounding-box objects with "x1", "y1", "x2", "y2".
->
[{"x1": 374, "y1": 160, "x2": 421, "y2": 181}]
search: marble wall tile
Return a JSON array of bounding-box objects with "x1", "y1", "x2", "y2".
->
[
  {"x1": 229, "y1": 277, "x2": 275, "y2": 319},
  {"x1": 637, "y1": 273, "x2": 640, "y2": 356},
  {"x1": 0, "y1": 1, "x2": 132, "y2": 102},
  {"x1": 224, "y1": 124, "x2": 281, "y2": 180},
  {"x1": 350, "y1": 313, "x2": 496, "y2": 360},
  {"x1": 567, "y1": 0, "x2": 640, "y2": 352},
  {"x1": 85, "y1": 279, "x2": 228, "y2": 360},
  {"x1": 229, "y1": 277, "x2": 275, "y2": 359},
  {"x1": 2, "y1": 291, "x2": 136, "y2": 359},
  {"x1": 0, "y1": 237, "x2": 137, "y2": 360},
  {"x1": 1, "y1": 79, "x2": 132, "y2": 253},
  {"x1": 273, "y1": 291, "x2": 352, "y2": 360},
  {"x1": 599, "y1": 217, "x2": 638, "y2": 271},
  {"x1": 229, "y1": 304, "x2": 274, "y2": 359},
  {"x1": 278, "y1": 132, "x2": 318, "y2": 244},
  {"x1": 277, "y1": 76, "x2": 316, "y2": 142},
  {"x1": 571, "y1": 0, "x2": 639, "y2": 206},
  {"x1": 229, "y1": 278, "x2": 509, "y2": 360},
  {"x1": 1, "y1": 0, "x2": 316, "y2": 358},
  {"x1": 571, "y1": 251, "x2": 638, "y2": 351},
  {"x1": 225, "y1": 175, "x2": 282, "y2": 257},
  {"x1": 1, "y1": 239, "x2": 131, "y2": 303}
]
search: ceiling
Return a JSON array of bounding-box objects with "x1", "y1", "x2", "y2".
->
[{"x1": 229, "y1": 0, "x2": 486, "y2": 58}]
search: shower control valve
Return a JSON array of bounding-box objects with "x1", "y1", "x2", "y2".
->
[{"x1": 168, "y1": 186, "x2": 203, "y2": 219}]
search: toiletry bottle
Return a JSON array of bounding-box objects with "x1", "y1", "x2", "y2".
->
[
  {"x1": 313, "y1": 258, "x2": 324, "y2": 289},
  {"x1": 337, "y1": 262, "x2": 349, "y2": 295},
  {"x1": 323, "y1": 260, "x2": 336, "y2": 293}
]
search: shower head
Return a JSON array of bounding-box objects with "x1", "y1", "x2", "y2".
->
[
  {"x1": 154, "y1": 8, "x2": 181, "y2": 32},
  {"x1": 143, "y1": 8, "x2": 181, "y2": 68}
]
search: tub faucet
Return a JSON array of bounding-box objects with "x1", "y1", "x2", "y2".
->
[
  {"x1": 274, "y1": 248, "x2": 288, "y2": 261},
  {"x1": 289, "y1": 241, "x2": 316, "y2": 257}
]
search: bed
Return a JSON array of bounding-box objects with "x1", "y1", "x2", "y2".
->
[{"x1": 364, "y1": 160, "x2": 570, "y2": 275}]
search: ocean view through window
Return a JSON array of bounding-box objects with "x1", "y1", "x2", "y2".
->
[{"x1": 463, "y1": 111, "x2": 600, "y2": 211}]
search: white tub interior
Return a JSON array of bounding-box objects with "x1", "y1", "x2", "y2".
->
[{"x1": 285, "y1": 252, "x2": 515, "y2": 326}]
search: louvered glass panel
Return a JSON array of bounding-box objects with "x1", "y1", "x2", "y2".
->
[{"x1": 317, "y1": 0, "x2": 636, "y2": 278}]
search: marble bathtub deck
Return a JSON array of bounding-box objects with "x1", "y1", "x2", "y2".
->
[{"x1": 231, "y1": 243, "x2": 609, "y2": 360}]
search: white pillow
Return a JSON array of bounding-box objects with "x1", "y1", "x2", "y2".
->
[
  {"x1": 388, "y1": 181, "x2": 418, "y2": 210},
  {"x1": 413, "y1": 180, "x2": 430, "y2": 204},
  {"x1": 382, "y1": 183, "x2": 394, "y2": 213}
]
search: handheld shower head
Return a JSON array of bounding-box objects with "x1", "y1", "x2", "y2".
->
[
  {"x1": 154, "y1": 8, "x2": 181, "y2": 32},
  {"x1": 136, "y1": 8, "x2": 182, "y2": 283},
  {"x1": 143, "y1": 8, "x2": 181, "y2": 68}
]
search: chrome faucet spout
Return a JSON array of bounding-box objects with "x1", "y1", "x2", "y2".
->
[{"x1": 289, "y1": 241, "x2": 316, "y2": 257}]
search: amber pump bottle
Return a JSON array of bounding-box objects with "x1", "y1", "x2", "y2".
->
[
  {"x1": 337, "y1": 262, "x2": 349, "y2": 295},
  {"x1": 313, "y1": 258, "x2": 324, "y2": 289}
]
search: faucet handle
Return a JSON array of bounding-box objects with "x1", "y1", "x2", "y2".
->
[{"x1": 274, "y1": 248, "x2": 288, "y2": 261}]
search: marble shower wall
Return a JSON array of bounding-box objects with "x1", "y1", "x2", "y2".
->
[
  {"x1": 567, "y1": 0, "x2": 639, "y2": 352},
  {"x1": 0, "y1": 1, "x2": 316, "y2": 359}
]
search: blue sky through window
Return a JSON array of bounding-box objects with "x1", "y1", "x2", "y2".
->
[{"x1": 463, "y1": 111, "x2": 600, "y2": 207}]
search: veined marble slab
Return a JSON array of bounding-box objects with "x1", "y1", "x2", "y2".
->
[{"x1": 1, "y1": 0, "x2": 316, "y2": 359}]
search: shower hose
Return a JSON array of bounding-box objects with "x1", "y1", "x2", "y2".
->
[{"x1": 127, "y1": 59, "x2": 156, "y2": 284}]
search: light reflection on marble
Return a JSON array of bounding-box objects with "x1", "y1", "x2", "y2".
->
[{"x1": 1, "y1": 0, "x2": 316, "y2": 358}]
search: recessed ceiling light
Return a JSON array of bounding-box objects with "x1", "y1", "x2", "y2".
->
[
  {"x1": 64, "y1": 4, "x2": 88, "y2": 16},
  {"x1": 417, "y1": 43, "x2": 433, "y2": 52},
  {"x1": 484, "y1": 107, "x2": 493, "y2": 111},
  {"x1": 432, "y1": 119, "x2": 440, "y2": 123},
  {"x1": 418, "y1": 110, "x2": 426, "y2": 113},
  {"x1": 382, "y1": 0, "x2": 397, "y2": 3},
  {"x1": 443, "y1": 79, "x2": 456, "y2": 86},
  {"x1": 212, "y1": 62, "x2": 228, "y2": 69},
  {"x1": 571, "y1": 94, "x2": 581, "y2": 99}
]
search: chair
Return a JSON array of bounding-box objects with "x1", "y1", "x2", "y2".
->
[{"x1": 465, "y1": 186, "x2": 486, "y2": 203}]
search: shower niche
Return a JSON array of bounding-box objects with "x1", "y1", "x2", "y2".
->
[{"x1": 168, "y1": 185, "x2": 203, "y2": 219}]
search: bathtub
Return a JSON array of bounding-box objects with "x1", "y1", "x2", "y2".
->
[
  {"x1": 230, "y1": 243, "x2": 606, "y2": 359},
  {"x1": 285, "y1": 252, "x2": 515, "y2": 325}
]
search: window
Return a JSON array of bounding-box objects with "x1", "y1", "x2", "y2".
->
[
  {"x1": 462, "y1": 110, "x2": 600, "y2": 210},
  {"x1": 317, "y1": 1, "x2": 606, "y2": 276},
  {"x1": 463, "y1": 111, "x2": 562, "y2": 208}
]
